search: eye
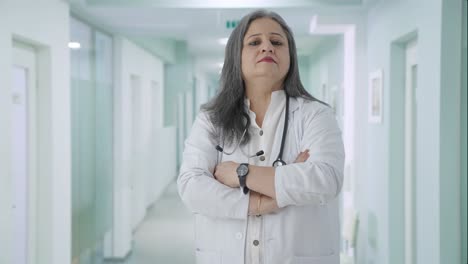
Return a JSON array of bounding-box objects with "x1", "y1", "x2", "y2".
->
[
  {"x1": 248, "y1": 40, "x2": 260, "y2": 46},
  {"x1": 271, "y1": 40, "x2": 283, "y2": 46}
]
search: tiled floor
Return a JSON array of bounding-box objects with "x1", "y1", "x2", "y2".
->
[{"x1": 103, "y1": 181, "x2": 195, "y2": 264}]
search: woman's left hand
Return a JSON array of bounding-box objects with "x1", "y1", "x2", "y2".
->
[{"x1": 214, "y1": 161, "x2": 240, "y2": 188}]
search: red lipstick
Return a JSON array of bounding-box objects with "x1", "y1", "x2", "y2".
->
[{"x1": 258, "y1": 56, "x2": 276, "y2": 63}]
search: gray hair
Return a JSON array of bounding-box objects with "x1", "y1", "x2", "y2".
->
[{"x1": 202, "y1": 9, "x2": 321, "y2": 146}]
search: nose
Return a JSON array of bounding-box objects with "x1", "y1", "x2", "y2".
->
[{"x1": 261, "y1": 41, "x2": 274, "y2": 53}]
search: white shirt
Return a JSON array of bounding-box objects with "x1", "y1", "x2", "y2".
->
[{"x1": 244, "y1": 90, "x2": 286, "y2": 264}]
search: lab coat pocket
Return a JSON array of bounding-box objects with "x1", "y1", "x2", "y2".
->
[
  {"x1": 195, "y1": 249, "x2": 221, "y2": 264},
  {"x1": 291, "y1": 253, "x2": 338, "y2": 264}
]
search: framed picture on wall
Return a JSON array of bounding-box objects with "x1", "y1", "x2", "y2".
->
[{"x1": 368, "y1": 69, "x2": 383, "y2": 124}]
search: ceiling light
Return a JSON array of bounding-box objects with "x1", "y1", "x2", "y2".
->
[
  {"x1": 309, "y1": 15, "x2": 318, "y2": 33},
  {"x1": 218, "y1": 38, "x2": 229, "y2": 45},
  {"x1": 68, "y1": 42, "x2": 81, "y2": 49}
]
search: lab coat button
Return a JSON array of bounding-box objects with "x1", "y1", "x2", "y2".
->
[
  {"x1": 259, "y1": 156, "x2": 265, "y2": 161},
  {"x1": 235, "y1": 232, "x2": 243, "y2": 240},
  {"x1": 253, "y1": 240, "x2": 260, "y2": 246},
  {"x1": 259, "y1": 130, "x2": 263, "y2": 136}
]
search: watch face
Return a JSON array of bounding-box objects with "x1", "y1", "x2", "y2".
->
[{"x1": 236, "y1": 164, "x2": 249, "y2": 177}]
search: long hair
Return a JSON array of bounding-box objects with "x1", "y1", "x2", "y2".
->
[{"x1": 202, "y1": 9, "x2": 320, "y2": 146}]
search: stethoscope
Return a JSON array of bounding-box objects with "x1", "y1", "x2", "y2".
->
[{"x1": 215, "y1": 94, "x2": 289, "y2": 167}]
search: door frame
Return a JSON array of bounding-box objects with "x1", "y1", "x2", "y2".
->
[
  {"x1": 388, "y1": 31, "x2": 418, "y2": 264},
  {"x1": 404, "y1": 39, "x2": 417, "y2": 264},
  {"x1": 12, "y1": 40, "x2": 38, "y2": 264}
]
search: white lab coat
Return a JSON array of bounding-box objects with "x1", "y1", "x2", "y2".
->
[{"x1": 178, "y1": 96, "x2": 345, "y2": 264}]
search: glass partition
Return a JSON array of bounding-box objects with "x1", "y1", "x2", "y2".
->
[{"x1": 70, "y1": 16, "x2": 114, "y2": 263}]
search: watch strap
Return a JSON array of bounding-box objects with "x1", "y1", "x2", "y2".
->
[
  {"x1": 239, "y1": 174, "x2": 247, "y2": 188},
  {"x1": 238, "y1": 163, "x2": 249, "y2": 194}
]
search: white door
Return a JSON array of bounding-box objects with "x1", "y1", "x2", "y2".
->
[
  {"x1": 11, "y1": 42, "x2": 38, "y2": 264},
  {"x1": 404, "y1": 39, "x2": 418, "y2": 264}
]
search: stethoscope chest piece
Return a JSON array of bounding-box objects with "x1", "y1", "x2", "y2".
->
[{"x1": 272, "y1": 158, "x2": 287, "y2": 167}]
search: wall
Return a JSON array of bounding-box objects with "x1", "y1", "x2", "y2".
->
[
  {"x1": 192, "y1": 57, "x2": 217, "y2": 114},
  {"x1": 129, "y1": 37, "x2": 178, "y2": 64},
  {"x1": 307, "y1": 36, "x2": 344, "y2": 103},
  {"x1": 307, "y1": 36, "x2": 344, "y2": 133},
  {"x1": 164, "y1": 42, "x2": 193, "y2": 127},
  {"x1": 305, "y1": 13, "x2": 368, "y2": 262},
  {"x1": 461, "y1": 3, "x2": 467, "y2": 263},
  {"x1": 297, "y1": 56, "x2": 310, "y2": 91},
  {"x1": 151, "y1": 127, "x2": 178, "y2": 203},
  {"x1": 0, "y1": 1, "x2": 71, "y2": 264},
  {"x1": 194, "y1": 73, "x2": 209, "y2": 114},
  {"x1": 366, "y1": 0, "x2": 463, "y2": 263},
  {"x1": 110, "y1": 36, "x2": 174, "y2": 258},
  {"x1": 439, "y1": 0, "x2": 463, "y2": 263}
]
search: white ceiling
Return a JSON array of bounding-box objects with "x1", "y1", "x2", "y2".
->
[{"x1": 69, "y1": 0, "x2": 375, "y2": 75}]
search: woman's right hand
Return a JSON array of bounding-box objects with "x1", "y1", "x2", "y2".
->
[{"x1": 293, "y1": 149, "x2": 310, "y2": 163}]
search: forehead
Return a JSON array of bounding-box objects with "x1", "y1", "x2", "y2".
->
[{"x1": 244, "y1": 18, "x2": 286, "y2": 37}]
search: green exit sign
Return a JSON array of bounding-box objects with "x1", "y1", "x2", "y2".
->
[{"x1": 226, "y1": 20, "x2": 240, "y2": 29}]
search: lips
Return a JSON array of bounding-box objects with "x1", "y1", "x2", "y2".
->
[{"x1": 258, "y1": 56, "x2": 276, "y2": 63}]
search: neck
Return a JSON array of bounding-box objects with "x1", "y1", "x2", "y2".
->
[
  {"x1": 245, "y1": 78, "x2": 282, "y2": 101},
  {"x1": 245, "y1": 79, "x2": 283, "y2": 127}
]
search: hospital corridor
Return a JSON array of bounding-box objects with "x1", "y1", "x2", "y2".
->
[
  {"x1": 102, "y1": 182, "x2": 195, "y2": 264},
  {"x1": 0, "y1": 0, "x2": 466, "y2": 264}
]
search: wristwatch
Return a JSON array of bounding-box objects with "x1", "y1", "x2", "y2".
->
[{"x1": 236, "y1": 163, "x2": 249, "y2": 194}]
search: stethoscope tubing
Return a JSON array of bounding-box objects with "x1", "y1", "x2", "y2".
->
[
  {"x1": 272, "y1": 94, "x2": 289, "y2": 167},
  {"x1": 216, "y1": 94, "x2": 290, "y2": 168}
]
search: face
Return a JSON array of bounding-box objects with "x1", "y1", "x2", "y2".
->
[{"x1": 241, "y1": 18, "x2": 290, "y2": 85}]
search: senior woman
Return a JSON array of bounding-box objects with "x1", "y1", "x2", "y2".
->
[{"x1": 178, "y1": 9, "x2": 345, "y2": 264}]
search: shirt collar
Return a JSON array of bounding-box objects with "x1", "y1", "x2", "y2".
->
[
  {"x1": 244, "y1": 90, "x2": 286, "y2": 129},
  {"x1": 244, "y1": 90, "x2": 286, "y2": 109}
]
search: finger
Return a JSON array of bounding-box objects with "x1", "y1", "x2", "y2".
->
[
  {"x1": 294, "y1": 153, "x2": 305, "y2": 163},
  {"x1": 296, "y1": 154, "x2": 304, "y2": 162},
  {"x1": 294, "y1": 153, "x2": 302, "y2": 162},
  {"x1": 295, "y1": 151, "x2": 310, "y2": 163}
]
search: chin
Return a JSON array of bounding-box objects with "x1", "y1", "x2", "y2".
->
[{"x1": 254, "y1": 68, "x2": 278, "y2": 76}]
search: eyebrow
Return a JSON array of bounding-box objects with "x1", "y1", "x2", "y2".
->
[{"x1": 246, "y1": 32, "x2": 285, "y2": 39}]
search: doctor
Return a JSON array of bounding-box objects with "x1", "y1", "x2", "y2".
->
[{"x1": 178, "y1": 9, "x2": 345, "y2": 264}]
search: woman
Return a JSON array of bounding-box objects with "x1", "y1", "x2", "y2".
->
[{"x1": 178, "y1": 9, "x2": 345, "y2": 264}]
